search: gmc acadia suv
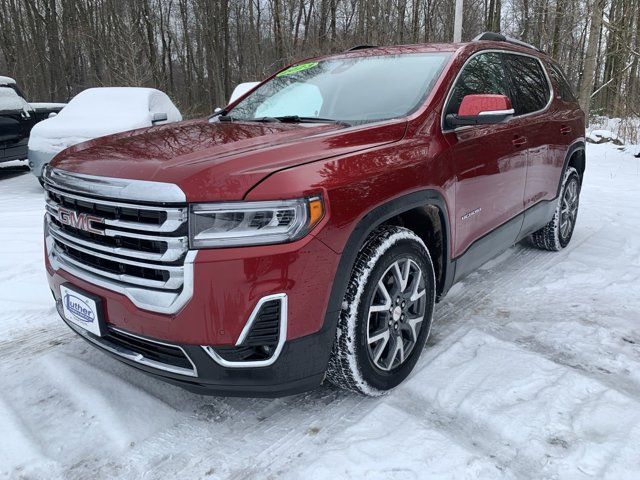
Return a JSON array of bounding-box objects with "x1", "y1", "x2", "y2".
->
[{"x1": 44, "y1": 33, "x2": 585, "y2": 396}]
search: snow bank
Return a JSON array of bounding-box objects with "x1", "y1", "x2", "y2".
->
[
  {"x1": 586, "y1": 129, "x2": 623, "y2": 145},
  {"x1": 28, "y1": 87, "x2": 182, "y2": 154},
  {"x1": 590, "y1": 115, "x2": 640, "y2": 145}
]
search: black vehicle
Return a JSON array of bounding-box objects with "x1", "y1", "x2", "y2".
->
[{"x1": 0, "y1": 76, "x2": 65, "y2": 163}]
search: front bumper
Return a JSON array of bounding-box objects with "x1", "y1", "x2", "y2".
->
[
  {"x1": 47, "y1": 233, "x2": 342, "y2": 396},
  {"x1": 57, "y1": 300, "x2": 336, "y2": 397}
]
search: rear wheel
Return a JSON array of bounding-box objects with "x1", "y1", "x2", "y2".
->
[
  {"x1": 326, "y1": 225, "x2": 436, "y2": 395},
  {"x1": 530, "y1": 167, "x2": 581, "y2": 251}
]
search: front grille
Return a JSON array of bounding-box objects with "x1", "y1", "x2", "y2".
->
[
  {"x1": 55, "y1": 240, "x2": 170, "y2": 283},
  {"x1": 44, "y1": 171, "x2": 192, "y2": 310},
  {"x1": 48, "y1": 189, "x2": 168, "y2": 225},
  {"x1": 105, "y1": 328, "x2": 194, "y2": 371}
]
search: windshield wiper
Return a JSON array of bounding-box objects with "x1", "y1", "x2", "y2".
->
[
  {"x1": 255, "y1": 115, "x2": 351, "y2": 126},
  {"x1": 212, "y1": 114, "x2": 351, "y2": 127}
]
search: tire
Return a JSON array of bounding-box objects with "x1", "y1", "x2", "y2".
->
[
  {"x1": 530, "y1": 167, "x2": 581, "y2": 251},
  {"x1": 326, "y1": 225, "x2": 436, "y2": 395}
]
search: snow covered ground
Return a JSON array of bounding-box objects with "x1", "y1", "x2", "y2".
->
[{"x1": 1, "y1": 144, "x2": 639, "y2": 479}]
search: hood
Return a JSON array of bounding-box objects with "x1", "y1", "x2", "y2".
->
[{"x1": 51, "y1": 119, "x2": 407, "y2": 202}]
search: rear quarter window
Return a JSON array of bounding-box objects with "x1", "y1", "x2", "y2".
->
[
  {"x1": 504, "y1": 54, "x2": 550, "y2": 115},
  {"x1": 548, "y1": 63, "x2": 577, "y2": 103}
]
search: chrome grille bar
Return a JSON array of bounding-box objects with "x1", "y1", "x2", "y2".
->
[
  {"x1": 44, "y1": 166, "x2": 195, "y2": 314},
  {"x1": 50, "y1": 232, "x2": 184, "y2": 290},
  {"x1": 45, "y1": 192, "x2": 187, "y2": 233},
  {"x1": 47, "y1": 217, "x2": 188, "y2": 262}
]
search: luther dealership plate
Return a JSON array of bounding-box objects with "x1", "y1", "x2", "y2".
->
[{"x1": 60, "y1": 284, "x2": 105, "y2": 337}]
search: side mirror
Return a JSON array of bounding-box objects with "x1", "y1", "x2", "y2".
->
[
  {"x1": 151, "y1": 112, "x2": 168, "y2": 124},
  {"x1": 446, "y1": 94, "x2": 514, "y2": 128},
  {"x1": 48, "y1": 112, "x2": 58, "y2": 119}
]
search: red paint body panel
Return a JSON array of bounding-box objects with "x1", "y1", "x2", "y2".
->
[
  {"x1": 46, "y1": 40, "x2": 585, "y2": 354},
  {"x1": 52, "y1": 116, "x2": 406, "y2": 202}
]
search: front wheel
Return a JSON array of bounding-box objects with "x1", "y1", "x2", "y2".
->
[
  {"x1": 326, "y1": 225, "x2": 436, "y2": 395},
  {"x1": 530, "y1": 167, "x2": 581, "y2": 251}
]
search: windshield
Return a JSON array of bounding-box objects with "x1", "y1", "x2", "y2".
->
[{"x1": 228, "y1": 52, "x2": 451, "y2": 124}]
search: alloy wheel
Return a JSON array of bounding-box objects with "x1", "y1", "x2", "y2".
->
[
  {"x1": 366, "y1": 258, "x2": 427, "y2": 371},
  {"x1": 560, "y1": 178, "x2": 579, "y2": 240}
]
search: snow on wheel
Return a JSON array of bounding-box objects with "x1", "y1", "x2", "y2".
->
[
  {"x1": 530, "y1": 167, "x2": 581, "y2": 251},
  {"x1": 326, "y1": 225, "x2": 436, "y2": 395}
]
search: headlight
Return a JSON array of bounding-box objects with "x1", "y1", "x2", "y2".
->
[{"x1": 189, "y1": 196, "x2": 324, "y2": 248}]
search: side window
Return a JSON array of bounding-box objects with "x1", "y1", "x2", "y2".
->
[
  {"x1": 549, "y1": 64, "x2": 577, "y2": 103},
  {"x1": 445, "y1": 52, "x2": 511, "y2": 117},
  {"x1": 504, "y1": 55, "x2": 550, "y2": 115}
]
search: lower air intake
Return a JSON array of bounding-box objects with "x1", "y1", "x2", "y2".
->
[{"x1": 202, "y1": 293, "x2": 287, "y2": 368}]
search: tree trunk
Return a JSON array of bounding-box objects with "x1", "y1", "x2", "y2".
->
[{"x1": 579, "y1": 0, "x2": 607, "y2": 123}]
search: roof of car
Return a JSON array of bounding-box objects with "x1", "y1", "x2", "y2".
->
[
  {"x1": 0, "y1": 75, "x2": 17, "y2": 85},
  {"x1": 310, "y1": 38, "x2": 546, "y2": 63}
]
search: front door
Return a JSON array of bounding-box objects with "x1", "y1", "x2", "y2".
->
[{"x1": 442, "y1": 52, "x2": 528, "y2": 263}]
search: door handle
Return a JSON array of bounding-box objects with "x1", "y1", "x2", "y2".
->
[
  {"x1": 560, "y1": 125, "x2": 572, "y2": 135},
  {"x1": 512, "y1": 136, "x2": 528, "y2": 147}
]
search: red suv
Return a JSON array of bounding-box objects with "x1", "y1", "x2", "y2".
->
[{"x1": 44, "y1": 33, "x2": 585, "y2": 396}]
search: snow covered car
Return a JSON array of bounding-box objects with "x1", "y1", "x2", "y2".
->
[
  {"x1": 229, "y1": 82, "x2": 260, "y2": 103},
  {"x1": 0, "y1": 76, "x2": 65, "y2": 163},
  {"x1": 28, "y1": 87, "x2": 181, "y2": 181}
]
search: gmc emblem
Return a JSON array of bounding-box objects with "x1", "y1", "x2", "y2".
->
[{"x1": 58, "y1": 207, "x2": 105, "y2": 235}]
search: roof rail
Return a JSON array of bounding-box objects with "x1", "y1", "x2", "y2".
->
[
  {"x1": 345, "y1": 44, "x2": 378, "y2": 52},
  {"x1": 473, "y1": 32, "x2": 542, "y2": 53}
]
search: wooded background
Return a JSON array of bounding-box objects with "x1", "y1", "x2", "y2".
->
[{"x1": 1, "y1": 0, "x2": 638, "y2": 122}]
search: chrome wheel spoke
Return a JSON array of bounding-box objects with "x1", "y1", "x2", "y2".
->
[
  {"x1": 368, "y1": 329, "x2": 390, "y2": 364},
  {"x1": 368, "y1": 328, "x2": 390, "y2": 346},
  {"x1": 392, "y1": 259, "x2": 411, "y2": 293},
  {"x1": 405, "y1": 315, "x2": 424, "y2": 342},
  {"x1": 391, "y1": 336, "x2": 405, "y2": 366},
  {"x1": 369, "y1": 279, "x2": 392, "y2": 313}
]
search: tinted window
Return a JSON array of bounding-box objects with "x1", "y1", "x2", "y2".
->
[
  {"x1": 549, "y1": 64, "x2": 577, "y2": 102},
  {"x1": 505, "y1": 55, "x2": 550, "y2": 115},
  {"x1": 446, "y1": 52, "x2": 510, "y2": 117}
]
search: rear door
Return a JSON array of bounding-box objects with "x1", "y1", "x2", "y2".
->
[
  {"x1": 443, "y1": 51, "x2": 528, "y2": 260},
  {"x1": 502, "y1": 53, "x2": 555, "y2": 208},
  {"x1": 545, "y1": 62, "x2": 584, "y2": 190}
]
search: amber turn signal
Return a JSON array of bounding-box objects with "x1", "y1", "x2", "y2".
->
[{"x1": 308, "y1": 197, "x2": 325, "y2": 228}]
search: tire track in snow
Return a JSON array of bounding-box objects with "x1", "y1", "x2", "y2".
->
[{"x1": 0, "y1": 321, "x2": 72, "y2": 362}]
